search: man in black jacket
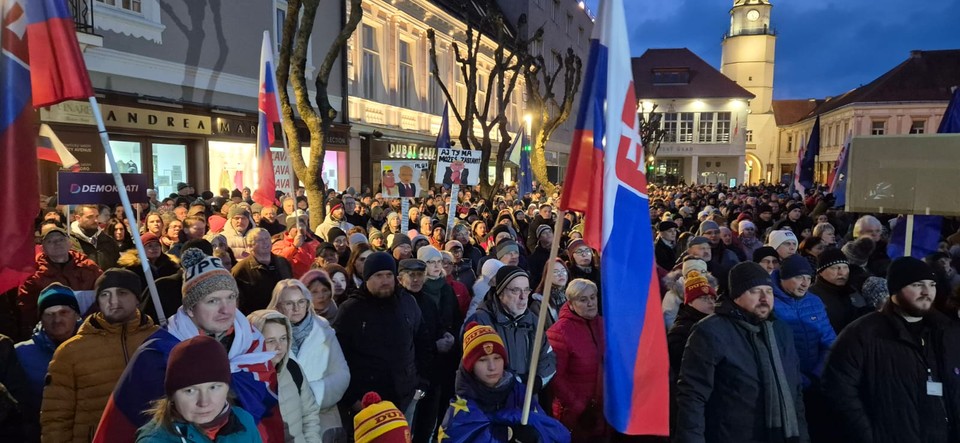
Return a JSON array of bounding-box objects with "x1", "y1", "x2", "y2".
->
[
  {"x1": 69, "y1": 204, "x2": 120, "y2": 270},
  {"x1": 676, "y1": 262, "x2": 808, "y2": 443},
  {"x1": 667, "y1": 273, "x2": 716, "y2": 434},
  {"x1": 333, "y1": 251, "x2": 432, "y2": 430},
  {"x1": 822, "y1": 256, "x2": 960, "y2": 443},
  {"x1": 655, "y1": 221, "x2": 679, "y2": 270},
  {"x1": 811, "y1": 247, "x2": 870, "y2": 334}
]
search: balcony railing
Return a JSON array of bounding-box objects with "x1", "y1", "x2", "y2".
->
[
  {"x1": 724, "y1": 26, "x2": 777, "y2": 39},
  {"x1": 68, "y1": 0, "x2": 96, "y2": 35}
]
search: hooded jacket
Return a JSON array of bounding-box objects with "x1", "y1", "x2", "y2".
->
[
  {"x1": 117, "y1": 249, "x2": 180, "y2": 289},
  {"x1": 770, "y1": 271, "x2": 836, "y2": 388},
  {"x1": 17, "y1": 250, "x2": 101, "y2": 338},
  {"x1": 546, "y1": 303, "x2": 606, "y2": 441},
  {"x1": 314, "y1": 213, "x2": 353, "y2": 241},
  {"x1": 16, "y1": 323, "x2": 78, "y2": 443},
  {"x1": 821, "y1": 303, "x2": 960, "y2": 443},
  {"x1": 246, "y1": 310, "x2": 322, "y2": 443},
  {"x1": 134, "y1": 405, "x2": 261, "y2": 443},
  {"x1": 467, "y1": 290, "x2": 557, "y2": 389},
  {"x1": 221, "y1": 221, "x2": 251, "y2": 260},
  {"x1": 41, "y1": 311, "x2": 158, "y2": 443}
]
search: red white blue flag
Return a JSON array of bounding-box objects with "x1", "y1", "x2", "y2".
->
[
  {"x1": 37, "y1": 123, "x2": 80, "y2": 171},
  {"x1": 558, "y1": 0, "x2": 669, "y2": 435},
  {"x1": 253, "y1": 31, "x2": 281, "y2": 207},
  {"x1": 1, "y1": 0, "x2": 93, "y2": 292}
]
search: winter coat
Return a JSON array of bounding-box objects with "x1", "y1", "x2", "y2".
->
[
  {"x1": 546, "y1": 304, "x2": 606, "y2": 441},
  {"x1": 567, "y1": 264, "x2": 601, "y2": 299},
  {"x1": 271, "y1": 232, "x2": 318, "y2": 278},
  {"x1": 439, "y1": 367, "x2": 570, "y2": 443},
  {"x1": 314, "y1": 214, "x2": 353, "y2": 241},
  {"x1": 811, "y1": 279, "x2": 870, "y2": 334},
  {"x1": 134, "y1": 406, "x2": 261, "y2": 443},
  {"x1": 16, "y1": 323, "x2": 77, "y2": 442},
  {"x1": 332, "y1": 285, "x2": 432, "y2": 412},
  {"x1": 452, "y1": 259, "x2": 477, "y2": 292},
  {"x1": 41, "y1": 311, "x2": 158, "y2": 443},
  {"x1": 69, "y1": 222, "x2": 121, "y2": 271},
  {"x1": 232, "y1": 254, "x2": 293, "y2": 314},
  {"x1": 117, "y1": 249, "x2": 180, "y2": 290},
  {"x1": 821, "y1": 304, "x2": 960, "y2": 443},
  {"x1": 17, "y1": 250, "x2": 101, "y2": 338},
  {"x1": 462, "y1": 244, "x2": 484, "y2": 275},
  {"x1": 140, "y1": 270, "x2": 183, "y2": 325},
  {"x1": 0, "y1": 334, "x2": 28, "y2": 442},
  {"x1": 290, "y1": 314, "x2": 350, "y2": 431},
  {"x1": 446, "y1": 275, "x2": 472, "y2": 318},
  {"x1": 655, "y1": 238, "x2": 677, "y2": 271},
  {"x1": 707, "y1": 243, "x2": 740, "y2": 298},
  {"x1": 661, "y1": 270, "x2": 685, "y2": 330},
  {"x1": 467, "y1": 293, "x2": 557, "y2": 389},
  {"x1": 221, "y1": 222, "x2": 251, "y2": 260},
  {"x1": 674, "y1": 302, "x2": 809, "y2": 443},
  {"x1": 667, "y1": 304, "x2": 709, "y2": 383},
  {"x1": 528, "y1": 245, "x2": 551, "y2": 289},
  {"x1": 770, "y1": 273, "x2": 836, "y2": 388}
]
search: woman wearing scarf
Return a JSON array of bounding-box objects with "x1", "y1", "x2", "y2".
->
[
  {"x1": 529, "y1": 258, "x2": 570, "y2": 330},
  {"x1": 268, "y1": 279, "x2": 351, "y2": 437},
  {"x1": 93, "y1": 248, "x2": 282, "y2": 443}
]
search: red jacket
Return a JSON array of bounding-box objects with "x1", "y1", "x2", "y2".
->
[
  {"x1": 272, "y1": 232, "x2": 318, "y2": 278},
  {"x1": 445, "y1": 274, "x2": 471, "y2": 317},
  {"x1": 546, "y1": 303, "x2": 607, "y2": 442},
  {"x1": 18, "y1": 251, "x2": 102, "y2": 338}
]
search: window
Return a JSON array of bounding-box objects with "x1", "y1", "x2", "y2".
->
[
  {"x1": 553, "y1": 0, "x2": 561, "y2": 22},
  {"x1": 678, "y1": 113, "x2": 694, "y2": 143},
  {"x1": 454, "y1": 67, "x2": 467, "y2": 111},
  {"x1": 827, "y1": 125, "x2": 833, "y2": 146},
  {"x1": 361, "y1": 24, "x2": 384, "y2": 101},
  {"x1": 567, "y1": 14, "x2": 573, "y2": 34},
  {"x1": 910, "y1": 120, "x2": 925, "y2": 134},
  {"x1": 652, "y1": 69, "x2": 690, "y2": 85},
  {"x1": 662, "y1": 113, "x2": 678, "y2": 142},
  {"x1": 428, "y1": 52, "x2": 445, "y2": 115},
  {"x1": 578, "y1": 27, "x2": 584, "y2": 47},
  {"x1": 398, "y1": 40, "x2": 418, "y2": 110},
  {"x1": 97, "y1": 0, "x2": 141, "y2": 13},
  {"x1": 787, "y1": 135, "x2": 793, "y2": 152},
  {"x1": 746, "y1": 130, "x2": 753, "y2": 142},
  {"x1": 698, "y1": 112, "x2": 714, "y2": 143},
  {"x1": 716, "y1": 112, "x2": 731, "y2": 142},
  {"x1": 871, "y1": 120, "x2": 886, "y2": 135},
  {"x1": 477, "y1": 73, "x2": 487, "y2": 111},
  {"x1": 275, "y1": 6, "x2": 286, "y2": 52}
]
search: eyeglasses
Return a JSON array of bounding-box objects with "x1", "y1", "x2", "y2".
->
[
  {"x1": 279, "y1": 299, "x2": 309, "y2": 310},
  {"x1": 504, "y1": 287, "x2": 532, "y2": 297},
  {"x1": 552, "y1": 268, "x2": 568, "y2": 276},
  {"x1": 573, "y1": 248, "x2": 592, "y2": 256}
]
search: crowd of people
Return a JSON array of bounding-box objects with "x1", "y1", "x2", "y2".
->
[{"x1": 2, "y1": 179, "x2": 960, "y2": 442}]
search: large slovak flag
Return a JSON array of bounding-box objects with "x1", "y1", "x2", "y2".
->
[
  {"x1": 1, "y1": 0, "x2": 93, "y2": 293},
  {"x1": 557, "y1": 0, "x2": 669, "y2": 435},
  {"x1": 253, "y1": 31, "x2": 281, "y2": 207}
]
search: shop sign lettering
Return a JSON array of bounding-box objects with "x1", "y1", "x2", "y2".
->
[
  {"x1": 41, "y1": 101, "x2": 212, "y2": 135},
  {"x1": 388, "y1": 143, "x2": 436, "y2": 160}
]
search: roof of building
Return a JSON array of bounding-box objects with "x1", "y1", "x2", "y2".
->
[
  {"x1": 772, "y1": 99, "x2": 821, "y2": 126},
  {"x1": 632, "y1": 48, "x2": 755, "y2": 100},
  {"x1": 780, "y1": 49, "x2": 960, "y2": 124}
]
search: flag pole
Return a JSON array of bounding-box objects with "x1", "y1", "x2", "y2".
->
[
  {"x1": 87, "y1": 97, "x2": 166, "y2": 325},
  {"x1": 521, "y1": 209, "x2": 566, "y2": 424},
  {"x1": 445, "y1": 184, "x2": 459, "y2": 243}
]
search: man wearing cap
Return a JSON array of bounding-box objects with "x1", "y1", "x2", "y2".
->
[
  {"x1": 41, "y1": 269, "x2": 159, "y2": 442},
  {"x1": 527, "y1": 225, "x2": 554, "y2": 287},
  {"x1": 467, "y1": 266, "x2": 556, "y2": 393},
  {"x1": 316, "y1": 198, "x2": 355, "y2": 241},
  {"x1": 18, "y1": 225, "x2": 101, "y2": 339},
  {"x1": 656, "y1": 221, "x2": 679, "y2": 270},
  {"x1": 69, "y1": 204, "x2": 121, "y2": 271},
  {"x1": 811, "y1": 247, "x2": 870, "y2": 333},
  {"x1": 676, "y1": 261, "x2": 808, "y2": 443},
  {"x1": 753, "y1": 246, "x2": 781, "y2": 275},
  {"x1": 316, "y1": 242, "x2": 341, "y2": 267},
  {"x1": 333, "y1": 252, "x2": 432, "y2": 429},
  {"x1": 232, "y1": 228, "x2": 293, "y2": 313},
  {"x1": 768, "y1": 229, "x2": 799, "y2": 260},
  {"x1": 222, "y1": 204, "x2": 253, "y2": 259},
  {"x1": 15, "y1": 284, "x2": 83, "y2": 441},
  {"x1": 93, "y1": 248, "x2": 281, "y2": 443},
  {"x1": 822, "y1": 257, "x2": 960, "y2": 443}
]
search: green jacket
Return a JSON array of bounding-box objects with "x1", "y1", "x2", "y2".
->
[{"x1": 135, "y1": 406, "x2": 262, "y2": 443}]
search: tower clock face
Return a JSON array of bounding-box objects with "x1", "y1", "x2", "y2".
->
[{"x1": 747, "y1": 9, "x2": 760, "y2": 21}]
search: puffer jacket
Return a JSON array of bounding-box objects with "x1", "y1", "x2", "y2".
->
[
  {"x1": 452, "y1": 259, "x2": 476, "y2": 291},
  {"x1": 546, "y1": 303, "x2": 606, "y2": 441},
  {"x1": 271, "y1": 231, "x2": 318, "y2": 278},
  {"x1": 16, "y1": 324, "x2": 77, "y2": 443},
  {"x1": 314, "y1": 214, "x2": 353, "y2": 241},
  {"x1": 134, "y1": 406, "x2": 261, "y2": 442},
  {"x1": 117, "y1": 249, "x2": 179, "y2": 290},
  {"x1": 221, "y1": 222, "x2": 251, "y2": 260},
  {"x1": 467, "y1": 293, "x2": 557, "y2": 389},
  {"x1": 42, "y1": 311, "x2": 158, "y2": 443},
  {"x1": 771, "y1": 271, "x2": 836, "y2": 388},
  {"x1": 17, "y1": 251, "x2": 101, "y2": 339},
  {"x1": 247, "y1": 311, "x2": 322, "y2": 443}
]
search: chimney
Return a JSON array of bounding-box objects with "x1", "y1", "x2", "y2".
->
[{"x1": 910, "y1": 50, "x2": 923, "y2": 59}]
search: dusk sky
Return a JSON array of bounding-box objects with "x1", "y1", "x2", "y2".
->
[{"x1": 583, "y1": 0, "x2": 960, "y2": 99}]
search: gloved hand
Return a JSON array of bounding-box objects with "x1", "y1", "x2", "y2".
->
[{"x1": 436, "y1": 332, "x2": 455, "y2": 353}]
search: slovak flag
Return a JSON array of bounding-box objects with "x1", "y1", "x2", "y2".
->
[
  {"x1": 558, "y1": 0, "x2": 669, "y2": 436},
  {"x1": 252, "y1": 31, "x2": 281, "y2": 207}
]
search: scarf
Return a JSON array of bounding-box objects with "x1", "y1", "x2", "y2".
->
[
  {"x1": 290, "y1": 313, "x2": 315, "y2": 355},
  {"x1": 731, "y1": 313, "x2": 800, "y2": 440},
  {"x1": 167, "y1": 307, "x2": 277, "y2": 372}
]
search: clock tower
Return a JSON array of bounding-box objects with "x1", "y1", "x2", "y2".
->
[{"x1": 721, "y1": 0, "x2": 776, "y2": 182}]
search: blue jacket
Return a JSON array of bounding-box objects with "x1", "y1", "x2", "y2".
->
[
  {"x1": 15, "y1": 321, "x2": 80, "y2": 442},
  {"x1": 135, "y1": 406, "x2": 261, "y2": 442},
  {"x1": 771, "y1": 270, "x2": 836, "y2": 388}
]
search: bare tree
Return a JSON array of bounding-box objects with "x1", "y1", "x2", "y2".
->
[
  {"x1": 639, "y1": 104, "x2": 666, "y2": 165},
  {"x1": 276, "y1": 0, "x2": 363, "y2": 229},
  {"x1": 427, "y1": 11, "x2": 537, "y2": 202},
  {"x1": 524, "y1": 46, "x2": 582, "y2": 195}
]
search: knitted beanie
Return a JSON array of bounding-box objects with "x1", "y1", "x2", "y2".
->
[
  {"x1": 444, "y1": 240, "x2": 463, "y2": 251},
  {"x1": 369, "y1": 227, "x2": 383, "y2": 241},
  {"x1": 461, "y1": 321, "x2": 508, "y2": 372},
  {"x1": 681, "y1": 258, "x2": 708, "y2": 277},
  {"x1": 354, "y1": 392, "x2": 410, "y2": 443},
  {"x1": 753, "y1": 246, "x2": 779, "y2": 264},
  {"x1": 728, "y1": 262, "x2": 773, "y2": 299},
  {"x1": 887, "y1": 256, "x2": 936, "y2": 295},
  {"x1": 180, "y1": 248, "x2": 239, "y2": 311},
  {"x1": 780, "y1": 254, "x2": 814, "y2": 280},
  {"x1": 495, "y1": 240, "x2": 520, "y2": 260},
  {"x1": 738, "y1": 220, "x2": 756, "y2": 234},
  {"x1": 768, "y1": 230, "x2": 798, "y2": 249},
  {"x1": 687, "y1": 236, "x2": 709, "y2": 248},
  {"x1": 164, "y1": 335, "x2": 231, "y2": 397},
  {"x1": 349, "y1": 233, "x2": 369, "y2": 246},
  {"x1": 327, "y1": 227, "x2": 347, "y2": 242},
  {"x1": 417, "y1": 246, "x2": 442, "y2": 263},
  {"x1": 37, "y1": 283, "x2": 80, "y2": 316},
  {"x1": 536, "y1": 224, "x2": 552, "y2": 240},
  {"x1": 698, "y1": 220, "x2": 720, "y2": 235},
  {"x1": 494, "y1": 266, "x2": 528, "y2": 296},
  {"x1": 389, "y1": 234, "x2": 411, "y2": 251},
  {"x1": 95, "y1": 268, "x2": 142, "y2": 297},
  {"x1": 683, "y1": 273, "x2": 716, "y2": 304},
  {"x1": 817, "y1": 247, "x2": 849, "y2": 273},
  {"x1": 363, "y1": 251, "x2": 396, "y2": 281},
  {"x1": 842, "y1": 237, "x2": 875, "y2": 267},
  {"x1": 227, "y1": 204, "x2": 249, "y2": 220},
  {"x1": 140, "y1": 232, "x2": 160, "y2": 246}
]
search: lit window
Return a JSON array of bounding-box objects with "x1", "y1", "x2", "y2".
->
[
  {"x1": 362, "y1": 24, "x2": 384, "y2": 101},
  {"x1": 698, "y1": 112, "x2": 715, "y2": 143},
  {"x1": 787, "y1": 135, "x2": 793, "y2": 152},
  {"x1": 716, "y1": 112, "x2": 731, "y2": 142},
  {"x1": 678, "y1": 113, "x2": 694, "y2": 143},
  {"x1": 746, "y1": 130, "x2": 753, "y2": 142},
  {"x1": 662, "y1": 113, "x2": 678, "y2": 142},
  {"x1": 97, "y1": 0, "x2": 141, "y2": 13}
]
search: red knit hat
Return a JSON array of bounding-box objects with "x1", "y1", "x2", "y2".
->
[
  {"x1": 165, "y1": 335, "x2": 231, "y2": 396},
  {"x1": 461, "y1": 322, "x2": 508, "y2": 372},
  {"x1": 353, "y1": 392, "x2": 411, "y2": 443},
  {"x1": 141, "y1": 232, "x2": 160, "y2": 245},
  {"x1": 683, "y1": 273, "x2": 716, "y2": 304}
]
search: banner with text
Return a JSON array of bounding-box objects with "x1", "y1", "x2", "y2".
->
[
  {"x1": 58, "y1": 172, "x2": 150, "y2": 205},
  {"x1": 270, "y1": 148, "x2": 294, "y2": 197},
  {"x1": 381, "y1": 160, "x2": 431, "y2": 199},
  {"x1": 435, "y1": 148, "x2": 482, "y2": 187}
]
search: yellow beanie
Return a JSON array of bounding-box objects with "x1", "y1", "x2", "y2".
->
[{"x1": 354, "y1": 392, "x2": 411, "y2": 443}]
